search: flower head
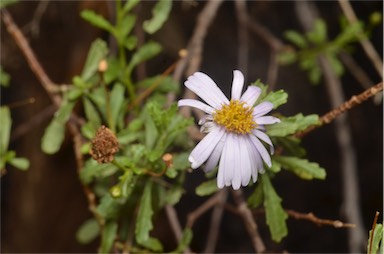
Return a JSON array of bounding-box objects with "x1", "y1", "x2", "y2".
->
[{"x1": 178, "y1": 70, "x2": 280, "y2": 190}]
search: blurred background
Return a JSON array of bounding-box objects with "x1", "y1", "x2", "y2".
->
[{"x1": 1, "y1": 1, "x2": 382, "y2": 253}]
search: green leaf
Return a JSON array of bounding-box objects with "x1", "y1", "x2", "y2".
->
[
  {"x1": 99, "y1": 221, "x2": 118, "y2": 254},
  {"x1": 0, "y1": 66, "x2": 10, "y2": 87},
  {"x1": 9, "y1": 157, "x2": 29, "y2": 170},
  {"x1": 248, "y1": 182, "x2": 264, "y2": 208},
  {"x1": 259, "y1": 89, "x2": 288, "y2": 109},
  {"x1": 278, "y1": 50, "x2": 297, "y2": 65},
  {"x1": 83, "y1": 97, "x2": 101, "y2": 127},
  {"x1": 0, "y1": 107, "x2": 11, "y2": 155},
  {"x1": 196, "y1": 178, "x2": 218, "y2": 196},
  {"x1": 119, "y1": 170, "x2": 136, "y2": 198},
  {"x1": 117, "y1": 14, "x2": 136, "y2": 44},
  {"x1": 127, "y1": 41, "x2": 162, "y2": 73},
  {"x1": 269, "y1": 159, "x2": 281, "y2": 173},
  {"x1": 172, "y1": 228, "x2": 193, "y2": 253},
  {"x1": 67, "y1": 87, "x2": 83, "y2": 101},
  {"x1": 124, "y1": 35, "x2": 138, "y2": 50},
  {"x1": 135, "y1": 181, "x2": 163, "y2": 251},
  {"x1": 166, "y1": 152, "x2": 190, "y2": 178},
  {"x1": 143, "y1": 0, "x2": 172, "y2": 34},
  {"x1": 274, "y1": 156, "x2": 326, "y2": 180},
  {"x1": 275, "y1": 136, "x2": 306, "y2": 157},
  {"x1": 97, "y1": 194, "x2": 121, "y2": 220},
  {"x1": 262, "y1": 174, "x2": 288, "y2": 242},
  {"x1": 109, "y1": 83, "x2": 125, "y2": 131},
  {"x1": 123, "y1": 0, "x2": 140, "y2": 13},
  {"x1": 284, "y1": 30, "x2": 308, "y2": 48},
  {"x1": 81, "y1": 10, "x2": 115, "y2": 34},
  {"x1": 76, "y1": 218, "x2": 100, "y2": 244},
  {"x1": 306, "y1": 19, "x2": 327, "y2": 44},
  {"x1": 81, "y1": 39, "x2": 109, "y2": 81},
  {"x1": 137, "y1": 75, "x2": 180, "y2": 94},
  {"x1": 308, "y1": 66, "x2": 322, "y2": 85},
  {"x1": 166, "y1": 186, "x2": 184, "y2": 205},
  {"x1": 41, "y1": 101, "x2": 75, "y2": 154},
  {"x1": 266, "y1": 113, "x2": 320, "y2": 137},
  {"x1": 326, "y1": 53, "x2": 344, "y2": 76},
  {"x1": 80, "y1": 159, "x2": 118, "y2": 184},
  {"x1": 367, "y1": 223, "x2": 383, "y2": 254}
]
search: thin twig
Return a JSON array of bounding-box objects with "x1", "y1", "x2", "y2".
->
[
  {"x1": 165, "y1": 205, "x2": 192, "y2": 254},
  {"x1": 203, "y1": 189, "x2": 228, "y2": 253},
  {"x1": 295, "y1": 2, "x2": 367, "y2": 252},
  {"x1": 186, "y1": 190, "x2": 224, "y2": 229},
  {"x1": 21, "y1": 0, "x2": 49, "y2": 37},
  {"x1": 235, "y1": 0, "x2": 249, "y2": 77},
  {"x1": 285, "y1": 209, "x2": 356, "y2": 228},
  {"x1": 338, "y1": 0, "x2": 383, "y2": 78},
  {"x1": 1, "y1": 9, "x2": 61, "y2": 106},
  {"x1": 2, "y1": 8, "x2": 104, "y2": 228},
  {"x1": 297, "y1": 81, "x2": 383, "y2": 137},
  {"x1": 232, "y1": 189, "x2": 266, "y2": 253}
]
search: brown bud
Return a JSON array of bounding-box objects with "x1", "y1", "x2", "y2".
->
[{"x1": 90, "y1": 125, "x2": 119, "y2": 163}]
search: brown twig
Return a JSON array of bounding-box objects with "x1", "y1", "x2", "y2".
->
[
  {"x1": 21, "y1": 0, "x2": 49, "y2": 37},
  {"x1": 368, "y1": 211, "x2": 380, "y2": 254},
  {"x1": 203, "y1": 189, "x2": 228, "y2": 253},
  {"x1": 1, "y1": 8, "x2": 104, "y2": 228},
  {"x1": 232, "y1": 189, "x2": 266, "y2": 253},
  {"x1": 285, "y1": 209, "x2": 356, "y2": 228},
  {"x1": 165, "y1": 205, "x2": 192, "y2": 254},
  {"x1": 235, "y1": 0, "x2": 249, "y2": 77},
  {"x1": 338, "y1": 0, "x2": 383, "y2": 78},
  {"x1": 297, "y1": 81, "x2": 383, "y2": 137}
]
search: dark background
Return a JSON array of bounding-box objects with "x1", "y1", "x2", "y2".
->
[{"x1": 1, "y1": 1, "x2": 382, "y2": 253}]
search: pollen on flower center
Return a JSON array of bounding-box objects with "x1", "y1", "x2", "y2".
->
[{"x1": 213, "y1": 100, "x2": 256, "y2": 134}]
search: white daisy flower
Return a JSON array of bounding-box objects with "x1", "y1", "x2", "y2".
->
[{"x1": 178, "y1": 70, "x2": 280, "y2": 190}]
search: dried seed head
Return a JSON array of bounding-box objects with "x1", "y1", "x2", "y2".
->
[{"x1": 90, "y1": 125, "x2": 119, "y2": 163}]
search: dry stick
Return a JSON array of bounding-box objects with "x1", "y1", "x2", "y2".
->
[
  {"x1": 21, "y1": 0, "x2": 49, "y2": 37},
  {"x1": 203, "y1": 189, "x2": 228, "y2": 253},
  {"x1": 338, "y1": 0, "x2": 383, "y2": 78},
  {"x1": 297, "y1": 82, "x2": 383, "y2": 137},
  {"x1": 368, "y1": 211, "x2": 380, "y2": 254},
  {"x1": 295, "y1": 2, "x2": 367, "y2": 252},
  {"x1": 235, "y1": 0, "x2": 249, "y2": 77},
  {"x1": 285, "y1": 209, "x2": 356, "y2": 228},
  {"x1": 232, "y1": 189, "x2": 266, "y2": 253},
  {"x1": 1, "y1": 8, "x2": 104, "y2": 227}
]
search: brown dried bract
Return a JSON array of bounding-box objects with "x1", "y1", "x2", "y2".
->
[{"x1": 90, "y1": 125, "x2": 119, "y2": 163}]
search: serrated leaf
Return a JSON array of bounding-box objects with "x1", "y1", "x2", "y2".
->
[
  {"x1": 274, "y1": 156, "x2": 326, "y2": 180},
  {"x1": 9, "y1": 157, "x2": 29, "y2": 170},
  {"x1": 81, "y1": 10, "x2": 115, "y2": 34},
  {"x1": 284, "y1": 30, "x2": 308, "y2": 48},
  {"x1": 367, "y1": 223, "x2": 383, "y2": 254},
  {"x1": 260, "y1": 89, "x2": 288, "y2": 109},
  {"x1": 262, "y1": 174, "x2": 288, "y2": 242},
  {"x1": 76, "y1": 218, "x2": 100, "y2": 244},
  {"x1": 196, "y1": 178, "x2": 218, "y2": 196},
  {"x1": 143, "y1": 0, "x2": 172, "y2": 34},
  {"x1": 248, "y1": 182, "x2": 264, "y2": 208},
  {"x1": 81, "y1": 39, "x2": 109, "y2": 81},
  {"x1": 80, "y1": 159, "x2": 118, "y2": 184},
  {"x1": 127, "y1": 41, "x2": 162, "y2": 73},
  {"x1": 97, "y1": 194, "x2": 121, "y2": 220},
  {"x1": 0, "y1": 106, "x2": 11, "y2": 155},
  {"x1": 99, "y1": 221, "x2": 118, "y2": 254},
  {"x1": 276, "y1": 136, "x2": 306, "y2": 157},
  {"x1": 136, "y1": 181, "x2": 163, "y2": 251},
  {"x1": 266, "y1": 113, "x2": 320, "y2": 137},
  {"x1": 41, "y1": 101, "x2": 75, "y2": 154}
]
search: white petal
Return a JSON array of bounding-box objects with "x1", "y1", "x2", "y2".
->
[
  {"x1": 238, "y1": 135, "x2": 252, "y2": 187},
  {"x1": 252, "y1": 101, "x2": 274, "y2": 117},
  {"x1": 231, "y1": 70, "x2": 245, "y2": 100},
  {"x1": 245, "y1": 135, "x2": 260, "y2": 183},
  {"x1": 252, "y1": 129, "x2": 274, "y2": 154},
  {"x1": 218, "y1": 133, "x2": 235, "y2": 189},
  {"x1": 241, "y1": 86, "x2": 262, "y2": 107},
  {"x1": 255, "y1": 116, "x2": 280, "y2": 125},
  {"x1": 231, "y1": 135, "x2": 242, "y2": 190},
  {"x1": 178, "y1": 99, "x2": 215, "y2": 114},
  {"x1": 185, "y1": 72, "x2": 229, "y2": 109},
  {"x1": 204, "y1": 133, "x2": 226, "y2": 172},
  {"x1": 249, "y1": 135, "x2": 272, "y2": 167},
  {"x1": 189, "y1": 126, "x2": 225, "y2": 169}
]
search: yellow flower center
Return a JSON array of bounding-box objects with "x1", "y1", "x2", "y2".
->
[{"x1": 213, "y1": 100, "x2": 256, "y2": 134}]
